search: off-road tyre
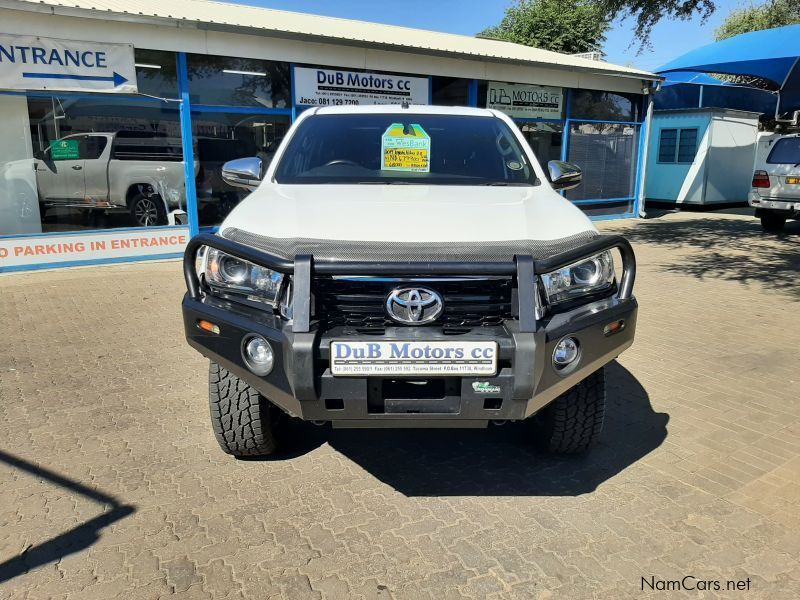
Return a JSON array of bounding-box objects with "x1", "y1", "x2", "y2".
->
[
  {"x1": 760, "y1": 213, "x2": 786, "y2": 232},
  {"x1": 208, "y1": 362, "x2": 278, "y2": 457},
  {"x1": 536, "y1": 367, "x2": 606, "y2": 454},
  {"x1": 129, "y1": 192, "x2": 167, "y2": 227}
]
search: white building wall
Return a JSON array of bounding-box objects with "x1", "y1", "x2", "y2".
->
[
  {"x1": 703, "y1": 113, "x2": 759, "y2": 204},
  {"x1": 0, "y1": 7, "x2": 646, "y2": 95}
]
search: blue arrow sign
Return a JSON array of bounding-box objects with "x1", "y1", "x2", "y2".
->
[{"x1": 21, "y1": 71, "x2": 128, "y2": 86}]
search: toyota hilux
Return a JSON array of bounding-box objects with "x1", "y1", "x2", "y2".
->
[{"x1": 181, "y1": 105, "x2": 637, "y2": 456}]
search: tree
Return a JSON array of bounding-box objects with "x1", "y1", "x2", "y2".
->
[
  {"x1": 715, "y1": 0, "x2": 800, "y2": 41},
  {"x1": 480, "y1": 0, "x2": 721, "y2": 51},
  {"x1": 478, "y1": 0, "x2": 610, "y2": 55},
  {"x1": 597, "y1": 0, "x2": 716, "y2": 49}
]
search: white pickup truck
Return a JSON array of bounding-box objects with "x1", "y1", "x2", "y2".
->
[
  {"x1": 182, "y1": 105, "x2": 638, "y2": 457},
  {"x1": 35, "y1": 132, "x2": 190, "y2": 227}
]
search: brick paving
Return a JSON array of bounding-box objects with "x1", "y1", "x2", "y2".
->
[{"x1": 1, "y1": 212, "x2": 799, "y2": 599}]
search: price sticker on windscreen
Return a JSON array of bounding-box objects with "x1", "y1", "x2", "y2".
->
[{"x1": 381, "y1": 123, "x2": 431, "y2": 172}]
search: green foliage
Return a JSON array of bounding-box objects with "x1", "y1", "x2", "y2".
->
[
  {"x1": 715, "y1": 0, "x2": 800, "y2": 41},
  {"x1": 478, "y1": 0, "x2": 610, "y2": 54},
  {"x1": 596, "y1": 0, "x2": 717, "y2": 49}
]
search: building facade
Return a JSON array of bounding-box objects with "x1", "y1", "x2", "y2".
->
[{"x1": 0, "y1": 0, "x2": 659, "y2": 272}]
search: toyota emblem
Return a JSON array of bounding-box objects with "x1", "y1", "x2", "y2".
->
[{"x1": 385, "y1": 287, "x2": 444, "y2": 325}]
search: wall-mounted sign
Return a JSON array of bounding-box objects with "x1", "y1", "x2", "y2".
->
[
  {"x1": 0, "y1": 34, "x2": 137, "y2": 93},
  {"x1": 294, "y1": 67, "x2": 429, "y2": 107},
  {"x1": 486, "y1": 82, "x2": 563, "y2": 120},
  {"x1": 0, "y1": 229, "x2": 189, "y2": 271}
]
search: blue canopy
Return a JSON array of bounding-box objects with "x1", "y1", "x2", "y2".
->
[
  {"x1": 661, "y1": 71, "x2": 729, "y2": 87},
  {"x1": 658, "y1": 25, "x2": 800, "y2": 114}
]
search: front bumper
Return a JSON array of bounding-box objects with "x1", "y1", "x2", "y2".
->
[{"x1": 182, "y1": 234, "x2": 637, "y2": 428}]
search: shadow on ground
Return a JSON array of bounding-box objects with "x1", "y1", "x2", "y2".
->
[
  {"x1": 621, "y1": 215, "x2": 800, "y2": 298},
  {"x1": 269, "y1": 361, "x2": 667, "y2": 496},
  {"x1": 0, "y1": 450, "x2": 135, "y2": 583}
]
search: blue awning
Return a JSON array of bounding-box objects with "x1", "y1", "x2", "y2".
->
[
  {"x1": 661, "y1": 71, "x2": 729, "y2": 87},
  {"x1": 657, "y1": 25, "x2": 800, "y2": 113}
]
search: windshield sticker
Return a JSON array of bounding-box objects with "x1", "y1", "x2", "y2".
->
[
  {"x1": 506, "y1": 160, "x2": 523, "y2": 171},
  {"x1": 381, "y1": 123, "x2": 431, "y2": 172}
]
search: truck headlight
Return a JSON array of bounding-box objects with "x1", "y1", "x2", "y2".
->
[
  {"x1": 540, "y1": 251, "x2": 615, "y2": 304},
  {"x1": 202, "y1": 247, "x2": 284, "y2": 307}
]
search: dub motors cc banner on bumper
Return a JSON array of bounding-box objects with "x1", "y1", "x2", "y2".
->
[
  {"x1": 0, "y1": 228, "x2": 189, "y2": 271},
  {"x1": 294, "y1": 67, "x2": 429, "y2": 107}
]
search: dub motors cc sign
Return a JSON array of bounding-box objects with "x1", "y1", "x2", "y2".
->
[
  {"x1": 486, "y1": 81, "x2": 563, "y2": 120},
  {"x1": 294, "y1": 67, "x2": 429, "y2": 107}
]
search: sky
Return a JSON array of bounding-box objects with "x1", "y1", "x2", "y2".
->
[{"x1": 224, "y1": 0, "x2": 748, "y2": 72}]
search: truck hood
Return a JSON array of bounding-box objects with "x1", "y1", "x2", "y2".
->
[{"x1": 221, "y1": 184, "x2": 596, "y2": 243}]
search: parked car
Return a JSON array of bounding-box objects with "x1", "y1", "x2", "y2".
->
[
  {"x1": 181, "y1": 105, "x2": 638, "y2": 457},
  {"x1": 750, "y1": 131, "x2": 800, "y2": 231},
  {"x1": 35, "y1": 131, "x2": 191, "y2": 227}
]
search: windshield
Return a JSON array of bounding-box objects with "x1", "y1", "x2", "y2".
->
[
  {"x1": 767, "y1": 137, "x2": 800, "y2": 165},
  {"x1": 274, "y1": 113, "x2": 537, "y2": 185}
]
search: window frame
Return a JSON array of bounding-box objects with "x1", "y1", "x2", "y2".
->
[{"x1": 657, "y1": 127, "x2": 698, "y2": 164}]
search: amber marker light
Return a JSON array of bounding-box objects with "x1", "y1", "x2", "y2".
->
[
  {"x1": 603, "y1": 320, "x2": 625, "y2": 336},
  {"x1": 198, "y1": 320, "x2": 220, "y2": 334}
]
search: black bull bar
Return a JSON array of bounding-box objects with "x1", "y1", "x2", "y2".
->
[{"x1": 183, "y1": 232, "x2": 636, "y2": 333}]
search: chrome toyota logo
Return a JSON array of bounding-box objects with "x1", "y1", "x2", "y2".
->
[{"x1": 385, "y1": 287, "x2": 443, "y2": 325}]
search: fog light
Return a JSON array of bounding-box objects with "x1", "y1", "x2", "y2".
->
[
  {"x1": 243, "y1": 335, "x2": 274, "y2": 376},
  {"x1": 553, "y1": 337, "x2": 580, "y2": 367}
]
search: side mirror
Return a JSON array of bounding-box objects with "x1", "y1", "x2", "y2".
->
[
  {"x1": 547, "y1": 160, "x2": 582, "y2": 191},
  {"x1": 222, "y1": 157, "x2": 263, "y2": 191}
]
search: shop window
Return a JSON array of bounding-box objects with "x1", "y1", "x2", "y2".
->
[
  {"x1": 0, "y1": 95, "x2": 185, "y2": 236},
  {"x1": 570, "y1": 90, "x2": 641, "y2": 122},
  {"x1": 191, "y1": 111, "x2": 290, "y2": 226},
  {"x1": 565, "y1": 122, "x2": 640, "y2": 201},
  {"x1": 186, "y1": 54, "x2": 291, "y2": 108},
  {"x1": 658, "y1": 128, "x2": 697, "y2": 164},
  {"x1": 431, "y1": 77, "x2": 469, "y2": 106},
  {"x1": 477, "y1": 81, "x2": 489, "y2": 107},
  {"x1": 517, "y1": 122, "x2": 564, "y2": 169},
  {"x1": 134, "y1": 49, "x2": 179, "y2": 99}
]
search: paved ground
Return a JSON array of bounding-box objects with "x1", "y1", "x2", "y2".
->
[{"x1": 1, "y1": 212, "x2": 799, "y2": 599}]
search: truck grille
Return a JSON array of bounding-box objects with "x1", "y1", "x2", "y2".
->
[{"x1": 314, "y1": 277, "x2": 514, "y2": 329}]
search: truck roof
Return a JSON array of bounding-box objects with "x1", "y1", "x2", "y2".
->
[{"x1": 311, "y1": 104, "x2": 498, "y2": 117}]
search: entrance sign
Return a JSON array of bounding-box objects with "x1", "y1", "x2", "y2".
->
[
  {"x1": 294, "y1": 67, "x2": 428, "y2": 107},
  {"x1": 381, "y1": 123, "x2": 431, "y2": 172},
  {"x1": 486, "y1": 82, "x2": 563, "y2": 119},
  {"x1": 0, "y1": 34, "x2": 137, "y2": 93}
]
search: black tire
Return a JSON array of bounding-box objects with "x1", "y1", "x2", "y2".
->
[
  {"x1": 535, "y1": 367, "x2": 606, "y2": 454},
  {"x1": 760, "y1": 213, "x2": 786, "y2": 232},
  {"x1": 129, "y1": 192, "x2": 167, "y2": 227},
  {"x1": 208, "y1": 362, "x2": 279, "y2": 457}
]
